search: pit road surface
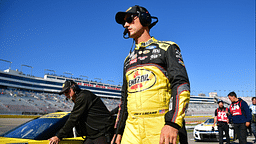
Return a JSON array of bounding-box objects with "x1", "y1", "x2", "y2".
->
[{"x1": 0, "y1": 118, "x2": 255, "y2": 144}]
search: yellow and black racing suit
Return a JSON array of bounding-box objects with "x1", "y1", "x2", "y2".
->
[{"x1": 115, "y1": 37, "x2": 190, "y2": 144}]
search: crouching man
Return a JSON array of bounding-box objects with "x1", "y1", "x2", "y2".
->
[{"x1": 49, "y1": 80, "x2": 114, "y2": 144}]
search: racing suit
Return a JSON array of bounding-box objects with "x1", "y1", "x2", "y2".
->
[{"x1": 115, "y1": 37, "x2": 190, "y2": 144}]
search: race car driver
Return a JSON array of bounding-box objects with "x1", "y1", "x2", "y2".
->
[{"x1": 112, "y1": 5, "x2": 190, "y2": 144}]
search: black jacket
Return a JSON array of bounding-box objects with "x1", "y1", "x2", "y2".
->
[{"x1": 57, "y1": 89, "x2": 114, "y2": 139}]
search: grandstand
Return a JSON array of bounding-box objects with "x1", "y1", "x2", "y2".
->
[
  {"x1": 185, "y1": 96, "x2": 254, "y2": 116},
  {"x1": 0, "y1": 62, "x2": 254, "y2": 116},
  {"x1": 0, "y1": 88, "x2": 254, "y2": 116},
  {"x1": 186, "y1": 103, "x2": 218, "y2": 116},
  {"x1": 217, "y1": 96, "x2": 252, "y2": 105},
  {"x1": 0, "y1": 88, "x2": 120, "y2": 115},
  {"x1": 0, "y1": 89, "x2": 74, "y2": 115}
]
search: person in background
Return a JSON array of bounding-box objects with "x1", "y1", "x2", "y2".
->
[
  {"x1": 212, "y1": 100, "x2": 230, "y2": 144},
  {"x1": 49, "y1": 80, "x2": 114, "y2": 144},
  {"x1": 249, "y1": 97, "x2": 256, "y2": 142},
  {"x1": 228, "y1": 91, "x2": 251, "y2": 144},
  {"x1": 112, "y1": 5, "x2": 190, "y2": 144}
]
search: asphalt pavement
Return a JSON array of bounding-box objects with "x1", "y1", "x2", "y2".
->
[
  {"x1": 186, "y1": 130, "x2": 256, "y2": 144},
  {"x1": 0, "y1": 118, "x2": 256, "y2": 143},
  {"x1": 0, "y1": 118, "x2": 32, "y2": 135}
]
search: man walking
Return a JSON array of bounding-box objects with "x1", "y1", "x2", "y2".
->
[
  {"x1": 228, "y1": 91, "x2": 251, "y2": 144},
  {"x1": 112, "y1": 5, "x2": 190, "y2": 144}
]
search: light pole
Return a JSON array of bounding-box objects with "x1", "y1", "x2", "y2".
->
[
  {"x1": 44, "y1": 69, "x2": 55, "y2": 75},
  {"x1": 107, "y1": 80, "x2": 114, "y2": 85},
  {"x1": 63, "y1": 72, "x2": 73, "y2": 78},
  {"x1": 0, "y1": 59, "x2": 12, "y2": 69},
  {"x1": 94, "y1": 78, "x2": 102, "y2": 83},
  {"x1": 79, "y1": 75, "x2": 88, "y2": 81},
  {"x1": 21, "y1": 64, "x2": 33, "y2": 76}
]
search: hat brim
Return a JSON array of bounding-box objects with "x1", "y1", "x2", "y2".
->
[
  {"x1": 59, "y1": 87, "x2": 69, "y2": 95},
  {"x1": 115, "y1": 12, "x2": 136, "y2": 25}
]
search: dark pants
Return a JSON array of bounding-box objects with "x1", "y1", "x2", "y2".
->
[
  {"x1": 251, "y1": 122, "x2": 256, "y2": 140},
  {"x1": 248, "y1": 123, "x2": 252, "y2": 136},
  {"x1": 234, "y1": 123, "x2": 247, "y2": 144},
  {"x1": 218, "y1": 123, "x2": 230, "y2": 144},
  {"x1": 84, "y1": 136, "x2": 108, "y2": 144}
]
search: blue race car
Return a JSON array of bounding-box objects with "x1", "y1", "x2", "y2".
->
[{"x1": 0, "y1": 112, "x2": 84, "y2": 144}]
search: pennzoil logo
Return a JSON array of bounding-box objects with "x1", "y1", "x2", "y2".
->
[{"x1": 127, "y1": 69, "x2": 156, "y2": 93}]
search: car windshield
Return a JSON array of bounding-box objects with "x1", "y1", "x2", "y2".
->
[
  {"x1": 2, "y1": 113, "x2": 70, "y2": 140},
  {"x1": 204, "y1": 118, "x2": 214, "y2": 124}
]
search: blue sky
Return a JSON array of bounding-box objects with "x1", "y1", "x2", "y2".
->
[{"x1": 0, "y1": 0, "x2": 255, "y2": 97}]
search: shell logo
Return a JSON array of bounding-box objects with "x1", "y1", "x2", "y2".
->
[{"x1": 127, "y1": 69, "x2": 156, "y2": 93}]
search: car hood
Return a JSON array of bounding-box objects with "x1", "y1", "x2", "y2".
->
[
  {"x1": 0, "y1": 137, "x2": 84, "y2": 144},
  {"x1": 194, "y1": 123, "x2": 217, "y2": 131},
  {"x1": 0, "y1": 137, "x2": 47, "y2": 143}
]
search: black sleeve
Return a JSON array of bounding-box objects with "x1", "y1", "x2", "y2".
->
[
  {"x1": 242, "y1": 100, "x2": 252, "y2": 122},
  {"x1": 164, "y1": 44, "x2": 190, "y2": 130},
  {"x1": 57, "y1": 92, "x2": 90, "y2": 139},
  {"x1": 115, "y1": 62, "x2": 128, "y2": 135},
  {"x1": 215, "y1": 109, "x2": 217, "y2": 116}
]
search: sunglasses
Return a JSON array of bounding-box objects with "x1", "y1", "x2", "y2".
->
[{"x1": 123, "y1": 14, "x2": 137, "y2": 25}]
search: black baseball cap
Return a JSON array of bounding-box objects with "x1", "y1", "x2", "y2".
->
[
  {"x1": 115, "y1": 5, "x2": 149, "y2": 25},
  {"x1": 218, "y1": 100, "x2": 224, "y2": 104},
  {"x1": 59, "y1": 80, "x2": 76, "y2": 95}
]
